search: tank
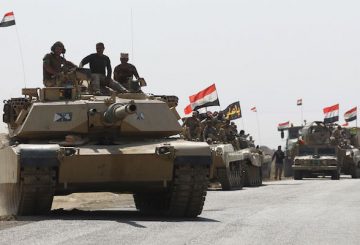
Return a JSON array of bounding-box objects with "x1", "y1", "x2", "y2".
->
[
  {"x1": 292, "y1": 121, "x2": 341, "y2": 180},
  {"x1": 209, "y1": 136, "x2": 265, "y2": 190},
  {"x1": 0, "y1": 78, "x2": 212, "y2": 217},
  {"x1": 335, "y1": 127, "x2": 360, "y2": 178}
]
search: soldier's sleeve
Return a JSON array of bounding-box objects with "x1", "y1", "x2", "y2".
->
[
  {"x1": 132, "y1": 65, "x2": 140, "y2": 79},
  {"x1": 113, "y1": 66, "x2": 119, "y2": 81},
  {"x1": 43, "y1": 54, "x2": 51, "y2": 65},
  {"x1": 80, "y1": 54, "x2": 91, "y2": 67}
]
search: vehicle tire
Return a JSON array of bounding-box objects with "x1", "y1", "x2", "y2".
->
[
  {"x1": 331, "y1": 170, "x2": 340, "y2": 180},
  {"x1": 351, "y1": 165, "x2": 360, "y2": 179},
  {"x1": 293, "y1": 170, "x2": 303, "y2": 180}
]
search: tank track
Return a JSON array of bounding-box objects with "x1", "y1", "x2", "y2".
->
[
  {"x1": 133, "y1": 164, "x2": 209, "y2": 217},
  {"x1": 5, "y1": 166, "x2": 56, "y2": 216},
  {"x1": 217, "y1": 161, "x2": 243, "y2": 190},
  {"x1": 242, "y1": 163, "x2": 262, "y2": 187}
]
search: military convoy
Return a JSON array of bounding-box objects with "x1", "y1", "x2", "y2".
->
[{"x1": 0, "y1": 70, "x2": 212, "y2": 217}]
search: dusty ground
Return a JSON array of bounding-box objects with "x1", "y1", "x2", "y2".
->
[{"x1": 0, "y1": 192, "x2": 135, "y2": 229}]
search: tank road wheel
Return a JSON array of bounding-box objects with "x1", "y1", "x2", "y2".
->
[
  {"x1": 217, "y1": 161, "x2": 243, "y2": 190},
  {"x1": 134, "y1": 164, "x2": 209, "y2": 218},
  {"x1": 293, "y1": 170, "x2": 303, "y2": 180},
  {"x1": 331, "y1": 170, "x2": 340, "y2": 180},
  {"x1": 0, "y1": 167, "x2": 56, "y2": 216}
]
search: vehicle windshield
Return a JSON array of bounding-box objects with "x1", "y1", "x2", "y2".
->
[
  {"x1": 298, "y1": 146, "x2": 315, "y2": 156},
  {"x1": 318, "y1": 147, "x2": 336, "y2": 156},
  {"x1": 288, "y1": 128, "x2": 302, "y2": 139}
]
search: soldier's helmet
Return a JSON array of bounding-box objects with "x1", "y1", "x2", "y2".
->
[{"x1": 51, "y1": 41, "x2": 66, "y2": 54}]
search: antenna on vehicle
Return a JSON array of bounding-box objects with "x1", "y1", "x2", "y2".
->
[{"x1": 131, "y1": 8, "x2": 134, "y2": 61}]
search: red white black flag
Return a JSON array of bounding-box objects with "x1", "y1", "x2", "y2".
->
[
  {"x1": 184, "y1": 84, "x2": 220, "y2": 114},
  {"x1": 0, "y1": 12, "x2": 15, "y2": 27},
  {"x1": 278, "y1": 121, "x2": 290, "y2": 130},
  {"x1": 323, "y1": 104, "x2": 339, "y2": 123},
  {"x1": 344, "y1": 106, "x2": 357, "y2": 122}
]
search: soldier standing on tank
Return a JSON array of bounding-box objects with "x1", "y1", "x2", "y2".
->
[
  {"x1": 272, "y1": 145, "x2": 285, "y2": 180},
  {"x1": 79, "y1": 43, "x2": 127, "y2": 94},
  {"x1": 219, "y1": 119, "x2": 240, "y2": 150},
  {"x1": 182, "y1": 111, "x2": 201, "y2": 141},
  {"x1": 203, "y1": 120, "x2": 218, "y2": 143},
  {"x1": 113, "y1": 53, "x2": 142, "y2": 91},
  {"x1": 43, "y1": 41, "x2": 77, "y2": 87}
]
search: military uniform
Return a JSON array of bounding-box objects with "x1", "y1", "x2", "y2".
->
[
  {"x1": 219, "y1": 123, "x2": 240, "y2": 150},
  {"x1": 43, "y1": 53, "x2": 67, "y2": 87},
  {"x1": 203, "y1": 121, "x2": 218, "y2": 143},
  {"x1": 183, "y1": 116, "x2": 201, "y2": 141}
]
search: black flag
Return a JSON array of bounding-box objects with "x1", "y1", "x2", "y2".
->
[{"x1": 223, "y1": 101, "x2": 242, "y2": 120}]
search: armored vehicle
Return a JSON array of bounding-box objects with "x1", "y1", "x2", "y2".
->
[
  {"x1": 336, "y1": 127, "x2": 360, "y2": 178},
  {"x1": 209, "y1": 136, "x2": 265, "y2": 190},
  {"x1": 0, "y1": 73, "x2": 211, "y2": 217},
  {"x1": 279, "y1": 125, "x2": 303, "y2": 177},
  {"x1": 292, "y1": 121, "x2": 340, "y2": 180}
]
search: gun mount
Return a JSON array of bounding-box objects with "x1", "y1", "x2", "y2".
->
[{"x1": 103, "y1": 101, "x2": 137, "y2": 124}]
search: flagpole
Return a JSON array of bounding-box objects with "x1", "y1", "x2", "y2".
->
[
  {"x1": 301, "y1": 104, "x2": 304, "y2": 125},
  {"x1": 130, "y1": 8, "x2": 134, "y2": 61},
  {"x1": 256, "y1": 110, "x2": 262, "y2": 146},
  {"x1": 14, "y1": 23, "x2": 27, "y2": 87}
]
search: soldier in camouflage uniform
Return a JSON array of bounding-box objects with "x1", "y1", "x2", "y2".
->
[
  {"x1": 43, "y1": 41, "x2": 77, "y2": 87},
  {"x1": 203, "y1": 119, "x2": 218, "y2": 143},
  {"x1": 182, "y1": 111, "x2": 201, "y2": 141},
  {"x1": 219, "y1": 119, "x2": 240, "y2": 150}
]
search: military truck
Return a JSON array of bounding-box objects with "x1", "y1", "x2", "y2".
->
[
  {"x1": 336, "y1": 127, "x2": 360, "y2": 178},
  {"x1": 0, "y1": 70, "x2": 212, "y2": 217},
  {"x1": 209, "y1": 136, "x2": 265, "y2": 190},
  {"x1": 279, "y1": 125, "x2": 303, "y2": 177},
  {"x1": 292, "y1": 121, "x2": 341, "y2": 180}
]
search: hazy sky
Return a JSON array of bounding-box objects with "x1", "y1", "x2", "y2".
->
[{"x1": 1, "y1": 0, "x2": 359, "y2": 148}]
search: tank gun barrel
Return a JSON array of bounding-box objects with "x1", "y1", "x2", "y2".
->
[{"x1": 103, "y1": 101, "x2": 137, "y2": 124}]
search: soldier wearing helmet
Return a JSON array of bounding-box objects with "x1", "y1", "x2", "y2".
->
[{"x1": 43, "y1": 41, "x2": 76, "y2": 87}]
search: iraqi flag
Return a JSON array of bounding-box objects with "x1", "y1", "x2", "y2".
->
[
  {"x1": 344, "y1": 106, "x2": 357, "y2": 122},
  {"x1": 323, "y1": 104, "x2": 339, "y2": 124},
  {"x1": 183, "y1": 84, "x2": 220, "y2": 114},
  {"x1": 278, "y1": 121, "x2": 290, "y2": 130},
  {"x1": 0, "y1": 12, "x2": 15, "y2": 27}
]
